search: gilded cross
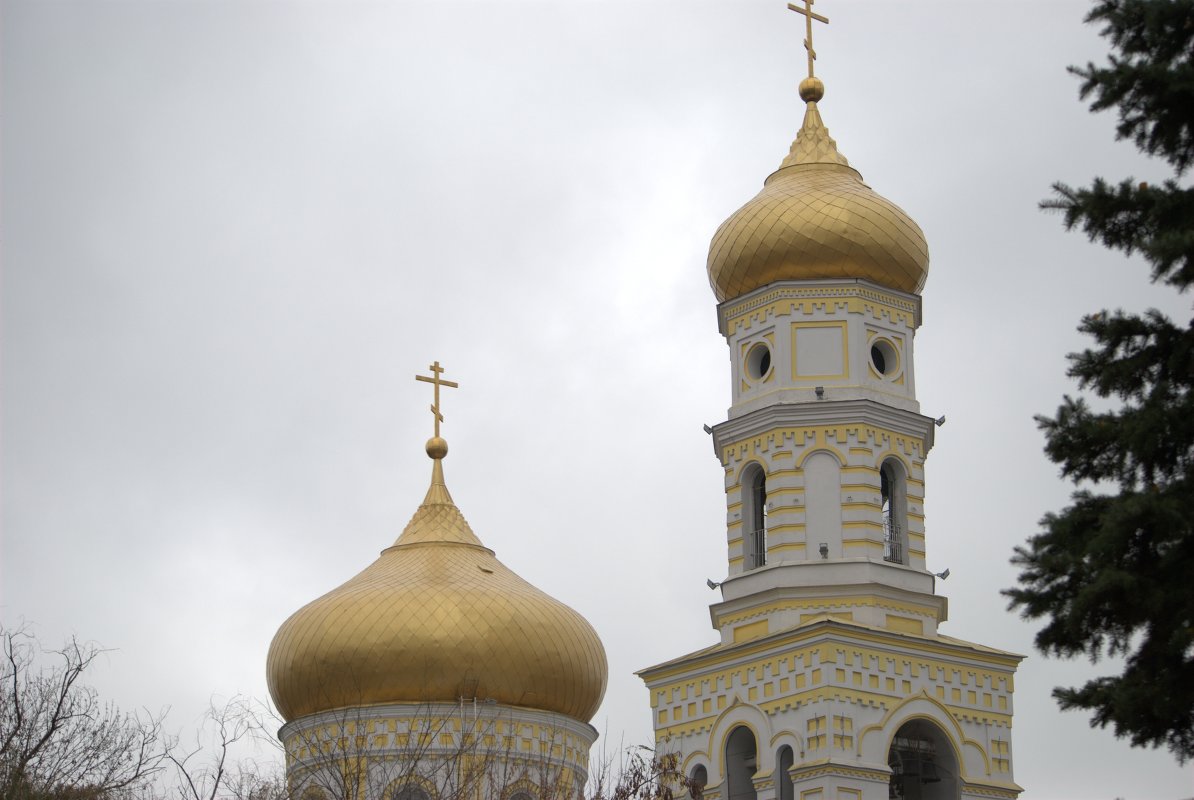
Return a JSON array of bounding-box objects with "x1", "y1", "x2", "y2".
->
[
  {"x1": 415, "y1": 360, "x2": 459, "y2": 438},
  {"x1": 787, "y1": 0, "x2": 829, "y2": 79}
]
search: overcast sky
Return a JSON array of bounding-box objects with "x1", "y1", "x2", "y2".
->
[{"x1": 3, "y1": 1, "x2": 1192, "y2": 798}]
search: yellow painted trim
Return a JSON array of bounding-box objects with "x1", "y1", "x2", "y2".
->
[
  {"x1": 715, "y1": 596, "x2": 943, "y2": 628},
  {"x1": 886, "y1": 616, "x2": 925, "y2": 635},
  {"x1": 857, "y1": 693, "x2": 986, "y2": 777},
  {"x1": 733, "y1": 620, "x2": 770, "y2": 643},
  {"x1": 722, "y1": 290, "x2": 919, "y2": 337},
  {"x1": 730, "y1": 458, "x2": 768, "y2": 485},
  {"x1": 643, "y1": 626, "x2": 1021, "y2": 684},
  {"x1": 876, "y1": 449, "x2": 914, "y2": 474},
  {"x1": 740, "y1": 338, "x2": 776, "y2": 387},
  {"x1": 842, "y1": 466, "x2": 879, "y2": 477},
  {"x1": 865, "y1": 332, "x2": 904, "y2": 382},
  {"x1": 715, "y1": 713, "x2": 764, "y2": 779},
  {"x1": 801, "y1": 611, "x2": 853, "y2": 624},
  {"x1": 795, "y1": 444, "x2": 847, "y2": 468},
  {"x1": 790, "y1": 320, "x2": 849, "y2": 380},
  {"x1": 768, "y1": 487, "x2": 806, "y2": 500},
  {"x1": 717, "y1": 426, "x2": 928, "y2": 471}
]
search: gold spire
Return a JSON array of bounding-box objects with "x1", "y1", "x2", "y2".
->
[
  {"x1": 401, "y1": 359, "x2": 478, "y2": 546},
  {"x1": 777, "y1": 0, "x2": 847, "y2": 171},
  {"x1": 415, "y1": 360, "x2": 457, "y2": 461},
  {"x1": 774, "y1": 102, "x2": 851, "y2": 172}
]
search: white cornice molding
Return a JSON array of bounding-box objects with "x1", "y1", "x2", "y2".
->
[{"x1": 711, "y1": 398, "x2": 936, "y2": 458}]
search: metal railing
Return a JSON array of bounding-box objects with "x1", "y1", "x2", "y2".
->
[
  {"x1": 747, "y1": 528, "x2": 767, "y2": 569},
  {"x1": 883, "y1": 517, "x2": 903, "y2": 564}
]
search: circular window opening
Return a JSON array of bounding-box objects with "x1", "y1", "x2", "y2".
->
[
  {"x1": 745, "y1": 343, "x2": 772, "y2": 381},
  {"x1": 870, "y1": 339, "x2": 898, "y2": 377}
]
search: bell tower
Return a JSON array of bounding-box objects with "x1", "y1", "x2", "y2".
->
[{"x1": 640, "y1": 6, "x2": 1023, "y2": 800}]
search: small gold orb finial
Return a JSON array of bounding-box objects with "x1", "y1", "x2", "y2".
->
[
  {"x1": 799, "y1": 76, "x2": 824, "y2": 103},
  {"x1": 426, "y1": 436, "x2": 448, "y2": 460}
]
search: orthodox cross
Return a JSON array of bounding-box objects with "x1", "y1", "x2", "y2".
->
[
  {"x1": 787, "y1": 0, "x2": 829, "y2": 79},
  {"x1": 415, "y1": 360, "x2": 458, "y2": 437}
]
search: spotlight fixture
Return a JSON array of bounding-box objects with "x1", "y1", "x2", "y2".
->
[
  {"x1": 819, "y1": 543, "x2": 829, "y2": 559},
  {"x1": 934, "y1": 568, "x2": 951, "y2": 580},
  {"x1": 934, "y1": 416, "x2": 946, "y2": 427},
  {"x1": 706, "y1": 578, "x2": 722, "y2": 590},
  {"x1": 702, "y1": 424, "x2": 713, "y2": 435},
  {"x1": 815, "y1": 386, "x2": 825, "y2": 399}
]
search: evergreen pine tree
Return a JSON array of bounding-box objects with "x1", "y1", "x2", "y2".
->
[{"x1": 1003, "y1": 0, "x2": 1194, "y2": 761}]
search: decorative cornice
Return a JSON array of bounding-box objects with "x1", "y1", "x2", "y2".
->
[
  {"x1": 711, "y1": 400, "x2": 935, "y2": 464},
  {"x1": 717, "y1": 279, "x2": 922, "y2": 336},
  {"x1": 639, "y1": 617, "x2": 1023, "y2": 684}
]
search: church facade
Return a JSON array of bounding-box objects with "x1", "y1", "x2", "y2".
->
[{"x1": 639, "y1": 10, "x2": 1022, "y2": 800}]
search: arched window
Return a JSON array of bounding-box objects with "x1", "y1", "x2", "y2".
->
[
  {"x1": 776, "y1": 746, "x2": 793, "y2": 800},
  {"x1": 887, "y1": 720, "x2": 959, "y2": 800},
  {"x1": 724, "y1": 726, "x2": 757, "y2": 800},
  {"x1": 742, "y1": 464, "x2": 768, "y2": 570},
  {"x1": 508, "y1": 791, "x2": 535, "y2": 800},
  {"x1": 688, "y1": 764, "x2": 708, "y2": 800},
  {"x1": 880, "y1": 459, "x2": 907, "y2": 565},
  {"x1": 392, "y1": 785, "x2": 432, "y2": 800}
]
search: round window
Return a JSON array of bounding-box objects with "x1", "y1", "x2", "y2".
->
[
  {"x1": 745, "y1": 343, "x2": 772, "y2": 381},
  {"x1": 870, "y1": 339, "x2": 898, "y2": 377}
]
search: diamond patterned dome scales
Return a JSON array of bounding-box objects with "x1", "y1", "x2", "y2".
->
[
  {"x1": 266, "y1": 436, "x2": 608, "y2": 725},
  {"x1": 707, "y1": 79, "x2": 930, "y2": 302}
]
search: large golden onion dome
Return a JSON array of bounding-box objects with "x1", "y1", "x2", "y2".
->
[
  {"x1": 266, "y1": 438, "x2": 608, "y2": 724},
  {"x1": 707, "y1": 79, "x2": 929, "y2": 302}
]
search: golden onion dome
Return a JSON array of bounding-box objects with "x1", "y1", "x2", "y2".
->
[
  {"x1": 266, "y1": 439, "x2": 608, "y2": 724},
  {"x1": 707, "y1": 81, "x2": 929, "y2": 302}
]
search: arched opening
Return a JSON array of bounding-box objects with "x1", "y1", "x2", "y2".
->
[
  {"x1": 741, "y1": 464, "x2": 767, "y2": 570},
  {"x1": 724, "y1": 726, "x2": 758, "y2": 800},
  {"x1": 508, "y1": 792, "x2": 535, "y2": 800},
  {"x1": 688, "y1": 764, "x2": 708, "y2": 800},
  {"x1": 776, "y1": 746, "x2": 793, "y2": 800},
  {"x1": 392, "y1": 785, "x2": 432, "y2": 800},
  {"x1": 887, "y1": 719, "x2": 959, "y2": 800},
  {"x1": 880, "y1": 459, "x2": 908, "y2": 565}
]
